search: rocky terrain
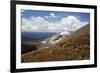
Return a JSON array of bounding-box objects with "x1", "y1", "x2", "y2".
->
[{"x1": 21, "y1": 24, "x2": 90, "y2": 63}]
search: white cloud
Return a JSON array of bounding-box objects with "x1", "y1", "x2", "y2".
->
[
  {"x1": 22, "y1": 17, "x2": 49, "y2": 32},
  {"x1": 45, "y1": 13, "x2": 56, "y2": 19},
  {"x1": 60, "y1": 16, "x2": 88, "y2": 31},
  {"x1": 50, "y1": 13, "x2": 56, "y2": 18},
  {"x1": 22, "y1": 16, "x2": 88, "y2": 32}
]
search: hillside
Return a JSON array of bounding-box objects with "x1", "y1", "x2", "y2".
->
[{"x1": 21, "y1": 24, "x2": 90, "y2": 63}]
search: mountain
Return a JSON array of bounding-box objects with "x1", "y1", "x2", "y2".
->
[
  {"x1": 21, "y1": 24, "x2": 90, "y2": 63},
  {"x1": 57, "y1": 24, "x2": 90, "y2": 46},
  {"x1": 40, "y1": 24, "x2": 89, "y2": 46},
  {"x1": 71, "y1": 24, "x2": 90, "y2": 37},
  {"x1": 40, "y1": 31, "x2": 71, "y2": 45}
]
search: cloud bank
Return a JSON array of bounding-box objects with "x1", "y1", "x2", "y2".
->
[{"x1": 22, "y1": 13, "x2": 88, "y2": 32}]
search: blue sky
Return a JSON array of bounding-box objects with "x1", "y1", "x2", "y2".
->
[{"x1": 21, "y1": 9, "x2": 90, "y2": 32}]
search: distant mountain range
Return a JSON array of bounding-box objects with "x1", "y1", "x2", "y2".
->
[{"x1": 21, "y1": 24, "x2": 90, "y2": 62}]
